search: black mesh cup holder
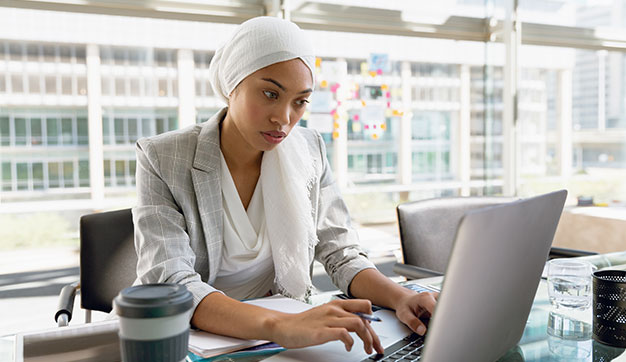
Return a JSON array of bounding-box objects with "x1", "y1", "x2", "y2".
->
[{"x1": 593, "y1": 270, "x2": 626, "y2": 347}]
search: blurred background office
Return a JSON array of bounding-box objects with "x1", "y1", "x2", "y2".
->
[{"x1": 1, "y1": 0, "x2": 625, "y2": 334}]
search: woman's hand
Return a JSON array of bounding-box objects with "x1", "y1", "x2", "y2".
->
[
  {"x1": 267, "y1": 299, "x2": 384, "y2": 355},
  {"x1": 394, "y1": 291, "x2": 438, "y2": 336}
]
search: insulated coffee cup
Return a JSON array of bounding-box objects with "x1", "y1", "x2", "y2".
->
[{"x1": 114, "y1": 284, "x2": 193, "y2": 362}]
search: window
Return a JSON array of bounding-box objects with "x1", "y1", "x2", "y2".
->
[
  {"x1": 63, "y1": 161, "x2": 74, "y2": 187},
  {"x1": 0, "y1": 117, "x2": 10, "y2": 146},
  {"x1": 11, "y1": 74, "x2": 23, "y2": 93},
  {"x1": 61, "y1": 118, "x2": 73, "y2": 145},
  {"x1": 77, "y1": 117, "x2": 88, "y2": 145},
  {"x1": 46, "y1": 118, "x2": 59, "y2": 145},
  {"x1": 30, "y1": 118, "x2": 42, "y2": 146},
  {"x1": 16, "y1": 162, "x2": 28, "y2": 190},
  {"x1": 28, "y1": 75, "x2": 40, "y2": 94},
  {"x1": 48, "y1": 162, "x2": 60, "y2": 188},
  {"x1": 32, "y1": 162, "x2": 44, "y2": 190},
  {"x1": 61, "y1": 76, "x2": 72, "y2": 95},
  {"x1": 14, "y1": 118, "x2": 26, "y2": 146},
  {"x1": 45, "y1": 75, "x2": 56, "y2": 94},
  {"x1": 2, "y1": 162, "x2": 12, "y2": 191},
  {"x1": 79, "y1": 160, "x2": 89, "y2": 187}
]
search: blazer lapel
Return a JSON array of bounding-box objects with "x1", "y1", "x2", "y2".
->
[{"x1": 191, "y1": 109, "x2": 227, "y2": 282}]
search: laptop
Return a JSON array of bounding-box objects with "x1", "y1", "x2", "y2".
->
[{"x1": 266, "y1": 189, "x2": 567, "y2": 362}]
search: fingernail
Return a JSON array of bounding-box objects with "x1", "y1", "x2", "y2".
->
[{"x1": 417, "y1": 325, "x2": 426, "y2": 335}]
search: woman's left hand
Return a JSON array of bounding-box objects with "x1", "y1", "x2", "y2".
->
[{"x1": 394, "y1": 291, "x2": 439, "y2": 336}]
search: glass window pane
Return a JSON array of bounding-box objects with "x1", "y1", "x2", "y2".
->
[
  {"x1": 63, "y1": 161, "x2": 74, "y2": 187},
  {"x1": 8, "y1": 43, "x2": 23, "y2": 61},
  {"x1": 75, "y1": 46, "x2": 86, "y2": 64},
  {"x1": 32, "y1": 162, "x2": 44, "y2": 190},
  {"x1": 2, "y1": 162, "x2": 12, "y2": 191},
  {"x1": 61, "y1": 76, "x2": 72, "y2": 95},
  {"x1": 128, "y1": 118, "x2": 138, "y2": 143},
  {"x1": 102, "y1": 78, "x2": 111, "y2": 96},
  {"x1": 102, "y1": 117, "x2": 111, "y2": 145},
  {"x1": 141, "y1": 118, "x2": 153, "y2": 137},
  {"x1": 30, "y1": 118, "x2": 42, "y2": 146},
  {"x1": 168, "y1": 117, "x2": 178, "y2": 131},
  {"x1": 77, "y1": 117, "x2": 88, "y2": 145},
  {"x1": 104, "y1": 159, "x2": 111, "y2": 187},
  {"x1": 14, "y1": 117, "x2": 26, "y2": 145},
  {"x1": 0, "y1": 117, "x2": 10, "y2": 146},
  {"x1": 156, "y1": 117, "x2": 165, "y2": 134},
  {"x1": 45, "y1": 75, "x2": 56, "y2": 94},
  {"x1": 129, "y1": 160, "x2": 136, "y2": 185},
  {"x1": 59, "y1": 45, "x2": 71, "y2": 63},
  {"x1": 61, "y1": 118, "x2": 73, "y2": 145},
  {"x1": 11, "y1": 74, "x2": 23, "y2": 93},
  {"x1": 16, "y1": 163, "x2": 28, "y2": 190},
  {"x1": 115, "y1": 78, "x2": 125, "y2": 96},
  {"x1": 26, "y1": 44, "x2": 39, "y2": 62},
  {"x1": 114, "y1": 118, "x2": 125, "y2": 144},
  {"x1": 48, "y1": 162, "x2": 60, "y2": 188},
  {"x1": 46, "y1": 118, "x2": 59, "y2": 145},
  {"x1": 130, "y1": 78, "x2": 140, "y2": 96},
  {"x1": 28, "y1": 75, "x2": 40, "y2": 93},
  {"x1": 43, "y1": 45, "x2": 56, "y2": 62},
  {"x1": 115, "y1": 160, "x2": 125, "y2": 186},
  {"x1": 78, "y1": 160, "x2": 89, "y2": 187},
  {"x1": 77, "y1": 76, "x2": 87, "y2": 95},
  {"x1": 158, "y1": 79, "x2": 167, "y2": 97}
]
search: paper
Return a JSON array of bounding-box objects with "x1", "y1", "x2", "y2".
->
[{"x1": 188, "y1": 295, "x2": 313, "y2": 358}]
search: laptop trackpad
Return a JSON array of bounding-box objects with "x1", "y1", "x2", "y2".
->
[{"x1": 265, "y1": 309, "x2": 412, "y2": 362}]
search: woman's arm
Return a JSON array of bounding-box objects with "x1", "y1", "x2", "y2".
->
[{"x1": 192, "y1": 292, "x2": 384, "y2": 354}]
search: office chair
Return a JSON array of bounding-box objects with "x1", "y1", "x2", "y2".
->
[
  {"x1": 55, "y1": 208, "x2": 137, "y2": 326},
  {"x1": 393, "y1": 196, "x2": 598, "y2": 280}
]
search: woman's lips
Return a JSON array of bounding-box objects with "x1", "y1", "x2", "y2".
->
[{"x1": 261, "y1": 131, "x2": 286, "y2": 144}]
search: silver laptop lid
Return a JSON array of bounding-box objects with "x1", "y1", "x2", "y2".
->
[{"x1": 422, "y1": 190, "x2": 567, "y2": 362}]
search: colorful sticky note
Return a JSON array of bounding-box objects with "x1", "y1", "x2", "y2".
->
[
  {"x1": 320, "y1": 80, "x2": 328, "y2": 88},
  {"x1": 332, "y1": 131, "x2": 339, "y2": 139},
  {"x1": 380, "y1": 124, "x2": 387, "y2": 130},
  {"x1": 354, "y1": 114, "x2": 360, "y2": 121},
  {"x1": 372, "y1": 133, "x2": 379, "y2": 140},
  {"x1": 315, "y1": 57, "x2": 322, "y2": 68}
]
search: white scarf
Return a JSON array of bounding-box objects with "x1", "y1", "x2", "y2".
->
[{"x1": 261, "y1": 129, "x2": 318, "y2": 300}]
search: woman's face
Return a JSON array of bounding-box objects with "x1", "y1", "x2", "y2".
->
[{"x1": 226, "y1": 58, "x2": 313, "y2": 152}]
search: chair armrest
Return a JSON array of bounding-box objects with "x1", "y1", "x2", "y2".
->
[
  {"x1": 393, "y1": 263, "x2": 444, "y2": 280},
  {"x1": 549, "y1": 247, "x2": 598, "y2": 259},
  {"x1": 55, "y1": 281, "x2": 79, "y2": 327}
]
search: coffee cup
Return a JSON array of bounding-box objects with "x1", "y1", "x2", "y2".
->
[{"x1": 114, "y1": 283, "x2": 193, "y2": 362}]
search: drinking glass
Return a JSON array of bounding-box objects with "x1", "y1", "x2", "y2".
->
[{"x1": 547, "y1": 259, "x2": 596, "y2": 310}]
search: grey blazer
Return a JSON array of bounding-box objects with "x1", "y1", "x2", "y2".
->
[{"x1": 133, "y1": 108, "x2": 375, "y2": 310}]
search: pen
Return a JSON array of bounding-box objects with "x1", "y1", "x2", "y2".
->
[{"x1": 353, "y1": 312, "x2": 382, "y2": 322}]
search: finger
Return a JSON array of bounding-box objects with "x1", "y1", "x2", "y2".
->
[
  {"x1": 332, "y1": 298, "x2": 373, "y2": 314},
  {"x1": 365, "y1": 318, "x2": 384, "y2": 354},
  {"x1": 335, "y1": 316, "x2": 374, "y2": 354},
  {"x1": 404, "y1": 312, "x2": 428, "y2": 335},
  {"x1": 326, "y1": 328, "x2": 354, "y2": 352}
]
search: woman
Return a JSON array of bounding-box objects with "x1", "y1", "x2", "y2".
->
[{"x1": 133, "y1": 16, "x2": 437, "y2": 355}]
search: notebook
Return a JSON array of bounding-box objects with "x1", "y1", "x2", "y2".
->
[{"x1": 267, "y1": 190, "x2": 567, "y2": 362}]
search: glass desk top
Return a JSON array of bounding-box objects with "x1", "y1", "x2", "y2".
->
[{"x1": 4, "y1": 279, "x2": 626, "y2": 362}]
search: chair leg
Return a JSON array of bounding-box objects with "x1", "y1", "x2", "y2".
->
[{"x1": 85, "y1": 309, "x2": 92, "y2": 323}]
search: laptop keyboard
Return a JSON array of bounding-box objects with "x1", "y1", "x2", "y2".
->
[{"x1": 362, "y1": 333, "x2": 424, "y2": 361}]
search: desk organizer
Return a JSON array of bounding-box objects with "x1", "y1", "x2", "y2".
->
[{"x1": 593, "y1": 270, "x2": 626, "y2": 347}]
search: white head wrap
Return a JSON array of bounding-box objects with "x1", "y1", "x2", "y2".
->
[{"x1": 209, "y1": 16, "x2": 316, "y2": 104}]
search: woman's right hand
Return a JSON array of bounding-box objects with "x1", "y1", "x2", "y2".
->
[{"x1": 266, "y1": 299, "x2": 384, "y2": 355}]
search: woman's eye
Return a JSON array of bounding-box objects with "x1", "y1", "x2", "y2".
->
[
  {"x1": 296, "y1": 99, "x2": 310, "y2": 106},
  {"x1": 263, "y1": 90, "x2": 278, "y2": 99}
]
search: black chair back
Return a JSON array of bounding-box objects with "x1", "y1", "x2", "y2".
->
[{"x1": 79, "y1": 208, "x2": 136, "y2": 313}]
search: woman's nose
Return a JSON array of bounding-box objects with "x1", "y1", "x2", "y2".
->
[{"x1": 271, "y1": 104, "x2": 290, "y2": 126}]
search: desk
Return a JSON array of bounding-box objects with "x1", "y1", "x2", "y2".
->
[{"x1": 4, "y1": 279, "x2": 626, "y2": 361}]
